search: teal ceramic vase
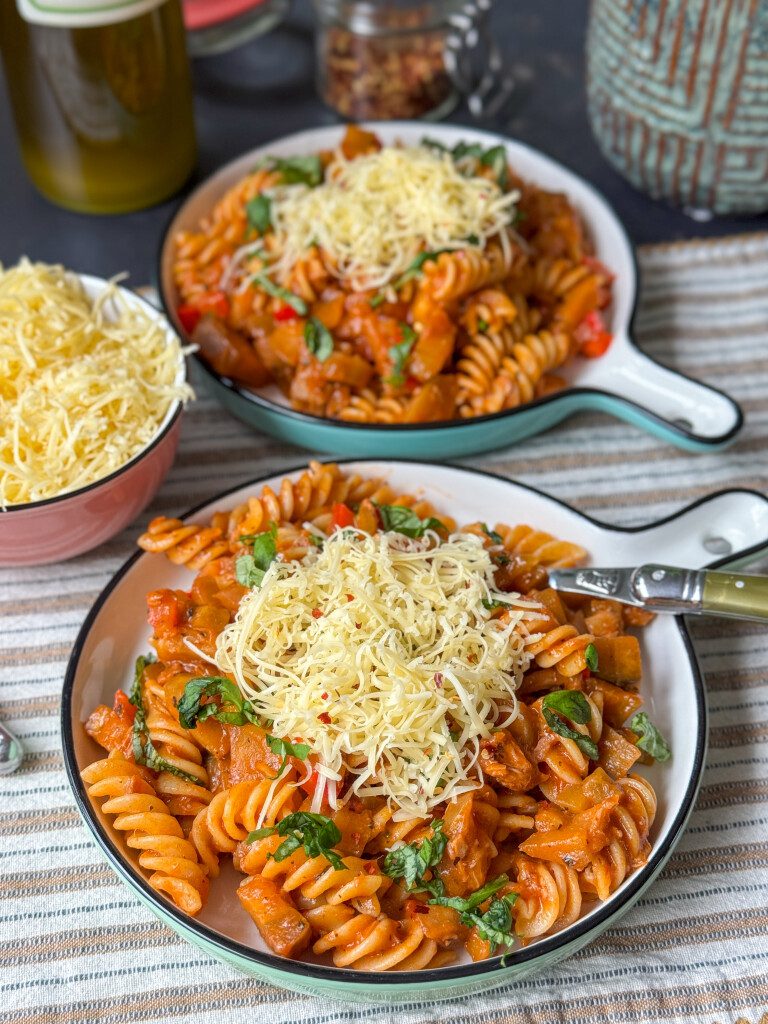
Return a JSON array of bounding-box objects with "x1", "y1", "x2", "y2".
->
[{"x1": 586, "y1": 0, "x2": 768, "y2": 215}]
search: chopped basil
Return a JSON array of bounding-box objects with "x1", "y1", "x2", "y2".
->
[
  {"x1": 269, "y1": 154, "x2": 324, "y2": 187},
  {"x1": 375, "y1": 503, "x2": 446, "y2": 538},
  {"x1": 248, "y1": 811, "x2": 345, "y2": 870},
  {"x1": 304, "y1": 317, "x2": 334, "y2": 362},
  {"x1": 482, "y1": 598, "x2": 510, "y2": 612},
  {"x1": 429, "y1": 875, "x2": 517, "y2": 953},
  {"x1": 481, "y1": 523, "x2": 503, "y2": 544},
  {"x1": 177, "y1": 676, "x2": 260, "y2": 730},
  {"x1": 628, "y1": 712, "x2": 672, "y2": 762},
  {"x1": 382, "y1": 820, "x2": 446, "y2": 898},
  {"x1": 585, "y1": 643, "x2": 599, "y2": 672},
  {"x1": 236, "y1": 523, "x2": 278, "y2": 588},
  {"x1": 129, "y1": 654, "x2": 200, "y2": 783},
  {"x1": 387, "y1": 324, "x2": 417, "y2": 386},
  {"x1": 245, "y1": 194, "x2": 272, "y2": 235},
  {"x1": 541, "y1": 689, "x2": 592, "y2": 725},
  {"x1": 480, "y1": 145, "x2": 509, "y2": 188},
  {"x1": 421, "y1": 137, "x2": 509, "y2": 188},
  {"x1": 477, "y1": 318, "x2": 490, "y2": 333},
  {"x1": 368, "y1": 292, "x2": 387, "y2": 309},
  {"x1": 266, "y1": 734, "x2": 311, "y2": 779},
  {"x1": 251, "y1": 273, "x2": 308, "y2": 315},
  {"x1": 543, "y1": 706, "x2": 599, "y2": 760}
]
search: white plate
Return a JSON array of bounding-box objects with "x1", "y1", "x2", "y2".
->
[{"x1": 62, "y1": 462, "x2": 768, "y2": 997}]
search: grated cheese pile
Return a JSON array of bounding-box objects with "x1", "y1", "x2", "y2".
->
[
  {"x1": 0, "y1": 259, "x2": 193, "y2": 508},
  {"x1": 215, "y1": 529, "x2": 538, "y2": 819},
  {"x1": 268, "y1": 145, "x2": 519, "y2": 290}
]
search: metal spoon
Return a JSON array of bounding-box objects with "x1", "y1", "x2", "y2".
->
[{"x1": 0, "y1": 721, "x2": 24, "y2": 775}]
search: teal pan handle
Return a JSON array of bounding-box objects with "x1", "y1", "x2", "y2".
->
[{"x1": 582, "y1": 338, "x2": 743, "y2": 451}]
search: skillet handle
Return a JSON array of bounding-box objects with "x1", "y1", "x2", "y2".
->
[
  {"x1": 614, "y1": 490, "x2": 768, "y2": 572},
  {"x1": 590, "y1": 341, "x2": 743, "y2": 450}
]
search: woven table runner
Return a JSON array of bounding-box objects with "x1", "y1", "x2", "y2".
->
[{"x1": 2, "y1": 233, "x2": 767, "y2": 1024}]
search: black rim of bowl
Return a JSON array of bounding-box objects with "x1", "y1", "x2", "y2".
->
[
  {"x1": 58, "y1": 458, "x2": 739, "y2": 986},
  {"x1": 1, "y1": 283, "x2": 186, "y2": 514},
  {"x1": 155, "y1": 124, "x2": 743, "y2": 448}
]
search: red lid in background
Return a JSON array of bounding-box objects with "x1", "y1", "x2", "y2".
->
[{"x1": 183, "y1": 0, "x2": 268, "y2": 31}]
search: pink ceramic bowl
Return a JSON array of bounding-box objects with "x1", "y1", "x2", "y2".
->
[{"x1": 0, "y1": 275, "x2": 187, "y2": 567}]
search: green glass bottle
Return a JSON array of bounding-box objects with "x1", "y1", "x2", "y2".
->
[{"x1": 0, "y1": 0, "x2": 197, "y2": 213}]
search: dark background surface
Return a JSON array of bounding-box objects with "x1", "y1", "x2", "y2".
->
[{"x1": 2, "y1": 0, "x2": 767, "y2": 285}]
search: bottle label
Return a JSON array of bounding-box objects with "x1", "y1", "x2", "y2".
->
[{"x1": 16, "y1": 0, "x2": 167, "y2": 28}]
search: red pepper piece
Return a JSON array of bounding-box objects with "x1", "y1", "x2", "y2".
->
[
  {"x1": 274, "y1": 304, "x2": 300, "y2": 322},
  {"x1": 331, "y1": 502, "x2": 355, "y2": 529},
  {"x1": 575, "y1": 310, "x2": 613, "y2": 359},
  {"x1": 177, "y1": 304, "x2": 201, "y2": 335}
]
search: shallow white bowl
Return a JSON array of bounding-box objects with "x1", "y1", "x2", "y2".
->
[{"x1": 62, "y1": 462, "x2": 768, "y2": 1001}]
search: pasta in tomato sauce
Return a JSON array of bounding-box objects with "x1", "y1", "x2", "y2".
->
[
  {"x1": 83, "y1": 462, "x2": 668, "y2": 971},
  {"x1": 172, "y1": 126, "x2": 614, "y2": 425}
]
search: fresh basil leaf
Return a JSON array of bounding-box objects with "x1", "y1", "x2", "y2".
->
[
  {"x1": 451, "y1": 141, "x2": 485, "y2": 161},
  {"x1": 368, "y1": 292, "x2": 387, "y2": 309},
  {"x1": 236, "y1": 524, "x2": 278, "y2": 588},
  {"x1": 585, "y1": 643, "x2": 599, "y2": 672},
  {"x1": 543, "y1": 706, "x2": 599, "y2": 760},
  {"x1": 304, "y1": 317, "x2": 334, "y2": 362},
  {"x1": 541, "y1": 689, "x2": 592, "y2": 725},
  {"x1": 480, "y1": 145, "x2": 509, "y2": 188},
  {"x1": 251, "y1": 273, "x2": 308, "y2": 315},
  {"x1": 236, "y1": 554, "x2": 265, "y2": 588},
  {"x1": 129, "y1": 652, "x2": 155, "y2": 707},
  {"x1": 130, "y1": 655, "x2": 200, "y2": 784},
  {"x1": 382, "y1": 820, "x2": 447, "y2": 897},
  {"x1": 266, "y1": 734, "x2": 311, "y2": 779},
  {"x1": 481, "y1": 523, "x2": 503, "y2": 544},
  {"x1": 249, "y1": 811, "x2": 345, "y2": 870},
  {"x1": 477, "y1": 318, "x2": 489, "y2": 333},
  {"x1": 482, "y1": 598, "x2": 510, "y2": 612},
  {"x1": 375, "y1": 503, "x2": 446, "y2": 538},
  {"x1": 628, "y1": 712, "x2": 671, "y2": 762},
  {"x1": 177, "y1": 676, "x2": 259, "y2": 730},
  {"x1": 471, "y1": 894, "x2": 518, "y2": 951},
  {"x1": 246, "y1": 194, "x2": 272, "y2": 235},
  {"x1": 387, "y1": 324, "x2": 417, "y2": 386},
  {"x1": 275, "y1": 155, "x2": 323, "y2": 187}
]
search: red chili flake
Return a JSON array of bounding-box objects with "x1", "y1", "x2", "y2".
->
[
  {"x1": 346, "y1": 593, "x2": 354, "y2": 602},
  {"x1": 355, "y1": 622, "x2": 361, "y2": 629},
  {"x1": 312, "y1": 608, "x2": 323, "y2": 619},
  {"x1": 583, "y1": 669, "x2": 591, "y2": 679},
  {"x1": 364, "y1": 861, "x2": 379, "y2": 875},
  {"x1": 318, "y1": 711, "x2": 332, "y2": 724},
  {"x1": 412, "y1": 903, "x2": 429, "y2": 914},
  {"x1": 434, "y1": 672, "x2": 443, "y2": 687},
  {"x1": 321, "y1": 692, "x2": 329, "y2": 700},
  {"x1": 468, "y1": 653, "x2": 477, "y2": 664}
]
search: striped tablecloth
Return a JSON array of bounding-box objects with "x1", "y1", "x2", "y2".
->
[{"x1": 2, "y1": 233, "x2": 768, "y2": 1024}]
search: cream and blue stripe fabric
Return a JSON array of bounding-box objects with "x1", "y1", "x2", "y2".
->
[{"x1": 1, "y1": 233, "x2": 767, "y2": 1024}]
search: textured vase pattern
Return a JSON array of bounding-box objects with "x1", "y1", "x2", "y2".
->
[{"x1": 587, "y1": 0, "x2": 768, "y2": 215}]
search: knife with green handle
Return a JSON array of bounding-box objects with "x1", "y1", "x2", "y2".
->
[{"x1": 548, "y1": 564, "x2": 768, "y2": 622}]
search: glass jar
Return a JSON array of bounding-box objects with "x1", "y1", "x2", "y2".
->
[
  {"x1": 313, "y1": 0, "x2": 470, "y2": 121},
  {"x1": 0, "y1": 0, "x2": 196, "y2": 214},
  {"x1": 182, "y1": 0, "x2": 289, "y2": 58}
]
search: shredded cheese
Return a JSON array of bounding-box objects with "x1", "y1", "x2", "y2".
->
[
  {"x1": 0, "y1": 259, "x2": 193, "y2": 508},
  {"x1": 267, "y1": 145, "x2": 519, "y2": 290},
  {"x1": 215, "y1": 529, "x2": 539, "y2": 820}
]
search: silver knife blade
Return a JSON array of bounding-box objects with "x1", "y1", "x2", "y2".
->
[
  {"x1": 549, "y1": 564, "x2": 707, "y2": 614},
  {"x1": 548, "y1": 566, "x2": 643, "y2": 606}
]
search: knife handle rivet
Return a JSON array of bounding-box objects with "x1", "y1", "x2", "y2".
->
[
  {"x1": 652, "y1": 569, "x2": 665, "y2": 581},
  {"x1": 735, "y1": 580, "x2": 745, "y2": 589}
]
